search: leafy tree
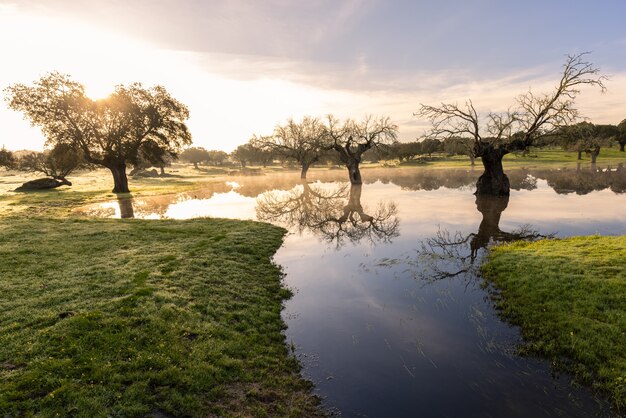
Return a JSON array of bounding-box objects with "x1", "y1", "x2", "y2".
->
[
  {"x1": 443, "y1": 137, "x2": 475, "y2": 164},
  {"x1": 558, "y1": 122, "x2": 617, "y2": 163},
  {"x1": 130, "y1": 139, "x2": 177, "y2": 175},
  {"x1": 207, "y1": 150, "x2": 228, "y2": 166},
  {"x1": 391, "y1": 141, "x2": 422, "y2": 162},
  {"x1": 416, "y1": 53, "x2": 606, "y2": 195},
  {"x1": 231, "y1": 143, "x2": 257, "y2": 167},
  {"x1": 325, "y1": 115, "x2": 398, "y2": 184},
  {"x1": 5, "y1": 72, "x2": 191, "y2": 193},
  {"x1": 180, "y1": 147, "x2": 210, "y2": 168},
  {"x1": 420, "y1": 138, "x2": 442, "y2": 158},
  {"x1": 249, "y1": 145, "x2": 275, "y2": 167},
  {"x1": 0, "y1": 147, "x2": 16, "y2": 169},
  {"x1": 18, "y1": 143, "x2": 85, "y2": 182},
  {"x1": 254, "y1": 116, "x2": 329, "y2": 178},
  {"x1": 617, "y1": 119, "x2": 626, "y2": 152}
]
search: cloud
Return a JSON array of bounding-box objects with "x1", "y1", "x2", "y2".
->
[{"x1": 1, "y1": 2, "x2": 624, "y2": 152}]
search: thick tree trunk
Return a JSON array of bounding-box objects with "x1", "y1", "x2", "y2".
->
[
  {"x1": 620, "y1": 141, "x2": 626, "y2": 152},
  {"x1": 475, "y1": 149, "x2": 509, "y2": 196},
  {"x1": 347, "y1": 162, "x2": 362, "y2": 185},
  {"x1": 577, "y1": 150, "x2": 583, "y2": 160},
  {"x1": 193, "y1": 162, "x2": 199, "y2": 169},
  {"x1": 160, "y1": 166, "x2": 165, "y2": 176},
  {"x1": 590, "y1": 148, "x2": 599, "y2": 164},
  {"x1": 300, "y1": 163, "x2": 310, "y2": 179},
  {"x1": 109, "y1": 163, "x2": 130, "y2": 193}
]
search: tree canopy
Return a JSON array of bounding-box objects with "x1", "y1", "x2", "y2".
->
[
  {"x1": 0, "y1": 147, "x2": 16, "y2": 169},
  {"x1": 18, "y1": 143, "x2": 86, "y2": 181},
  {"x1": 5, "y1": 72, "x2": 191, "y2": 193}
]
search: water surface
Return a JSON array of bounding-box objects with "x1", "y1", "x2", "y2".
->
[{"x1": 77, "y1": 166, "x2": 626, "y2": 417}]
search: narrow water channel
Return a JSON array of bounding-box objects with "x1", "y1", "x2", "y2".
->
[{"x1": 77, "y1": 166, "x2": 626, "y2": 417}]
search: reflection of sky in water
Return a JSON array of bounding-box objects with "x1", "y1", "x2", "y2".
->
[
  {"x1": 74, "y1": 168, "x2": 625, "y2": 416},
  {"x1": 163, "y1": 191, "x2": 256, "y2": 220},
  {"x1": 276, "y1": 181, "x2": 622, "y2": 416}
]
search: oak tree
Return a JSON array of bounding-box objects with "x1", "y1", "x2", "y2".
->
[{"x1": 5, "y1": 72, "x2": 191, "y2": 193}]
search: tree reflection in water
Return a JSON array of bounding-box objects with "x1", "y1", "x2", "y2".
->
[
  {"x1": 117, "y1": 196, "x2": 135, "y2": 219},
  {"x1": 403, "y1": 195, "x2": 548, "y2": 281},
  {"x1": 256, "y1": 182, "x2": 399, "y2": 248}
]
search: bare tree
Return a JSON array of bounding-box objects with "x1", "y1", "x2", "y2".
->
[
  {"x1": 254, "y1": 116, "x2": 328, "y2": 179},
  {"x1": 415, "y1": 53, "x2": 606, "y2": 195},
  {"x1": 325, "y1": 115, "x2": 398, "y2": 184}
]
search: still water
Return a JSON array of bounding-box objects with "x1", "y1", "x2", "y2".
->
[{"x1": 77, "y1": 166, "x2": 626, "y2": 417}]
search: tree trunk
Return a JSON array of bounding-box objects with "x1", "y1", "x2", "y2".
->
[
  {"x1": 300, "y1": 163, "x2": 310, "y2": 179},
  {"x1": 109, "y1": 163, "x2": 130, "y2": 193},
  {"x1": 347, "y1": 162, "x2": 362, "y2": 185},
  {"x1": 475, "y1": 149, "x2": 509, "y2": 196},
  {"x1": 577, "y1": 150, "x2": 583, "y2": 160},
  {"x1": 620, "y1": 142, "x2": 625, "y2": 152},
  {"x1": 469, "y1": 153, "x2": 475, "y2": 166},
  {"x1": 160, "y1": 166, "x2": 165, "y2": 176},
  {"x1": 193, "y1": 162, "x2": 199, "y2": 169},
  {"x1": 590, "y1": 148, "x2": 600, "y2": 164}
]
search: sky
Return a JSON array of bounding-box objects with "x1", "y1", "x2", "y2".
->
[{"x1": 1, "y1": 0, "x2": 625, "y2": 152}]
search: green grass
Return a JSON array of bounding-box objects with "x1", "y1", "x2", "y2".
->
[
  {"x1": 387, "y1": 146, "x2": 626, "y2": 170},
  {"x1": 482, "y1": 236, "x2": 626, "y2": 410},
  {"x1": 0, "y1": 216, "x2": 321, "y2": 417}
]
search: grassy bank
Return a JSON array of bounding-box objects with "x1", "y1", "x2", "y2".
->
[
  {"x1": 393, "y1": 146, "x2": 626, "y2": 169},
  {"x1": 0, "y1": 216, "x2": 321, "y2": 416},
  {"x1": 483, "y1": 236, "x2": 626, "y2": 410}
]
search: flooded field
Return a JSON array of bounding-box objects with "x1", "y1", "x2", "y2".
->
[{"x1": 77, "y1": 166, "x2": 626, "y2": 417}]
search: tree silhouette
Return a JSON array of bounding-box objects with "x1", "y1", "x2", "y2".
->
[
  {"x1": 253, "y1": 116, "x2": 328, "y2": 178},
  {"x1": 5, "y1": 72, "x2": 191, "y2": 193},
  {"x1": 416, "y1": 53, "x2": 606, "y2": 196},
  {"x1": 0, "y1": 147, "x2": 16, "y2": 169},
  {"x1": 325, "y1": 115, "x2": 398, "y2": 184},
  {"x1": 17, "y1": 143, "x2": 86, "y2": 185}
]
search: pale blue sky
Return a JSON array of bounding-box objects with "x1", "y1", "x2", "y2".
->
[{"x1": 1, "y1": 0, "x2": 625, "y2": 150}]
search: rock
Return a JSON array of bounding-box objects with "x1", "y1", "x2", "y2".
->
[
  {"x1": 14, "y1": 177, "x2": 72, "y2": 191},
  {"x1": 132, "y1": 169, "x2": 159, "y2": 178}
]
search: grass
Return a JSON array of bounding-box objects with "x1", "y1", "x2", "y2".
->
[
  {"x1": 389, "y1": 146, "x2": 626, "y2": 170},
  {"x1": 0, "y1": 216, "x2": 321, "y2": 416},
  {"x1": 482, "y1": 235, "x2": 626, "y2": 410}
]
